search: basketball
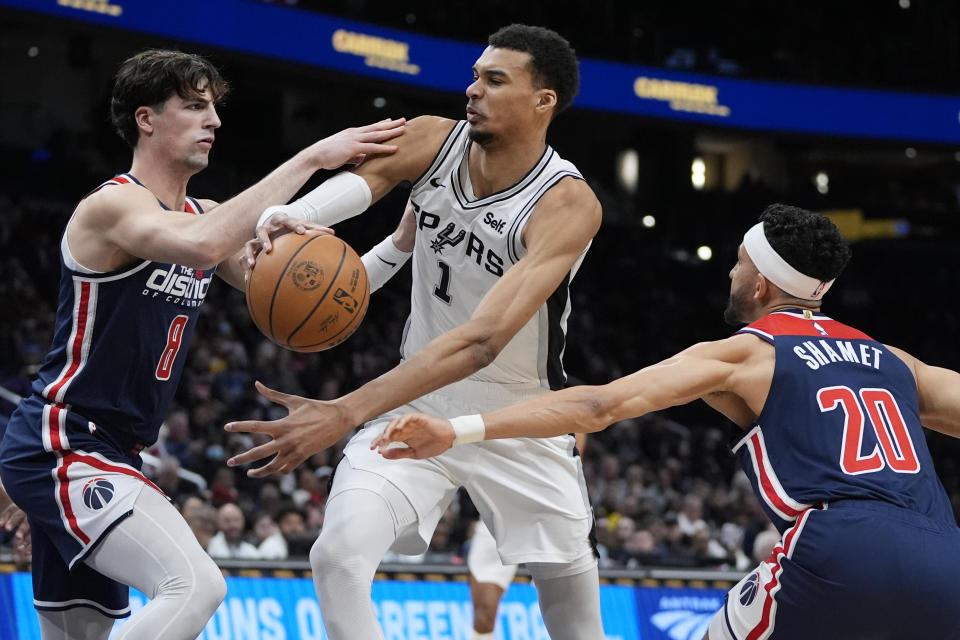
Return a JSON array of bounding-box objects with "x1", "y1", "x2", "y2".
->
[{"x1": 245, "y1": 232, "x2": 370, "y2": 352}]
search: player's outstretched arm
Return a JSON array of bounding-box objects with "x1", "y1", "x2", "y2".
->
[
  {"x1": 241, "y1": 117, "x2": 451, "y2": 277},
  {"x1": 886, "y1": 345, "x2": 960, "y2": 438},
  {"x1": 372, "y1": 330, "x2": 756, "y2": 459},
  {"x1": 78, "y1": 118, "x2": 405, "y2": 270},
  {"x1": 225, "y1": 177, "x2": 601, "y2": 477}
]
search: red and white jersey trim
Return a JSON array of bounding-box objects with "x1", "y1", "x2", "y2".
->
[
  {"x1": 42, "y1": 279, "x2": 97, "y2": 404},
  {"x1": 745, "y1": 507, "x2": 818, "y2": 640},
  {"x1": 734, "y1": 426, "x2": 813, "y2": 521},
  {"x1": 41, "y1": 403, "x2": 166, "y2": 561}
]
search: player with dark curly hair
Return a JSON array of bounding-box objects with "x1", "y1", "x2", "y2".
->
[
  {"x1": 378, "y1": 205, "x2": 960, "y2": 640},
  {"x1": 228, "y1": 23, "x2": 605, "y2": 640}
]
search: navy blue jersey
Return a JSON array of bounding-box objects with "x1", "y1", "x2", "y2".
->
[
  {"x1": 31, "y1": 174, "x2": 214, "y2": 451},
  {"x1": 733, "y1": 309, "x2": 955, "y2": 533}
]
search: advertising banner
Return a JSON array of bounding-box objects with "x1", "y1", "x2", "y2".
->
[{"x1": 3, "y1": 0, "x2": 959, "y2": 142}]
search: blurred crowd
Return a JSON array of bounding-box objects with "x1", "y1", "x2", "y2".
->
[{"x1": 2, "y1": 168, "x2": 959, "y2": 575}]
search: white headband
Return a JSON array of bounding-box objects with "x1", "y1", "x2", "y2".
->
[{"x1": 742, "y1": 222, "x2": 834, "y2": 301}]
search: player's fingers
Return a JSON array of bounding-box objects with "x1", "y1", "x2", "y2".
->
[
  {"x1": 226, "y1": 440, "x2": 279, "y2": 467},
  {"x1": 224, "y1": 419, "x2": 272, "y2": 436},
  {"x1": 300, "y1": 222, "x2": 334, "y2": 235},
  {"x1": 247, "y1": 454, "x2": 293, "y2": 478},
  {"x1": 242, "y1": 240, "x2": 261, "y2": 271},
  {"x1": 359, "y1": 126, "x2": 406, "y2": 143},
  {"x1": 358, "y1": 117, "x2": 405, "y2": 133},
  {"x1": 253, "y1": 380, "x2": 293, "y2": 405},
  {"x1": 380, "y1": 446, "x2": 416, "y2": 460}
]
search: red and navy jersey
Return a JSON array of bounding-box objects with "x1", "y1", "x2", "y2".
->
[
  {"x1": 30, "y1": 174, "x2": 215, "y2": 452},
  {"x1": 734, "y1": 309, "x2": 955, "y2": 532}
]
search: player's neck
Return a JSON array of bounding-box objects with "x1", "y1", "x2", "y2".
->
[
  {"x1": 128, "y1": 154, "x2": 192, "y2": 211},
  {"x1": 762, "y1": 301, "x2": 822, "y2": 317},
  {"x1": 467, "y1": 135, "x2": 548, "y2": 198}
]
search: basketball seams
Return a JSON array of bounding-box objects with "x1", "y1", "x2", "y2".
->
[
  {"x1": 265, "y1": 234, "x2": 325, "y2": 343},
  {"x1": 296, "y1": 270, "x2": 370, "y2": 350},
  {"x1": 285, "y1": 239, "x2": 348, "y2": 346}
]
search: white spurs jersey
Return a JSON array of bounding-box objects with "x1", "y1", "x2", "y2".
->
[{"x1": 402, "y1": 120, "x2": 589, "y2": 390}]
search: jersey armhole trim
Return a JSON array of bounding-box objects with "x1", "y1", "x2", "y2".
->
[
  {"x1": 412, "y1": 121, "x2": 466, "y2": 190},
  {"x1": 506, "y1": 171, "x2": 583, "y2": 263}
]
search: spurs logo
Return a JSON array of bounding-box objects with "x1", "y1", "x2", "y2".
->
[{"x1": 430, "y1": 222, "x2": 466, "y2": 255}]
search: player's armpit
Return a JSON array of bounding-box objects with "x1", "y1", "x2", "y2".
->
[
  {"x1": 353, "y1": 116, "x2": 458, "y2": 201},
  {"x1": 887, "y1": 345, "x2": 960, "y2": 438}
]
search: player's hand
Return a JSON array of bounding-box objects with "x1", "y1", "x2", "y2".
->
[
  {"x1": 370, "y1": 413, "x2": 456, "y2": 460},
  {"x1": 311, "y1": 118, "x2": 406, "y2": 170},
  {"x1": 391, "y1": 199, "x2": 418, "y2": 253},
  {"x1": 224, "y1": 381, "x2": 353, "y2": 477},
  {"x1": 1, "y1": 501, "x2": 30, "y2": 556},
  {"x1": 241, "y1": 218, "x2": 333, "y2": 277}
]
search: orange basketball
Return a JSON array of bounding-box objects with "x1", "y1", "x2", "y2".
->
[{"x1": 245, "y1": 232, "x2": 370, "y2": 352}]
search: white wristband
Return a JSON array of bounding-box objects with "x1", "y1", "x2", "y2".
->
[{"x1": 449, "y1": 414, "x2": 485, "y2": 446}]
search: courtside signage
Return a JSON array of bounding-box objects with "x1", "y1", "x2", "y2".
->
[{"x1": 1, "y1": 573, "x2": 640, "y2": 639}]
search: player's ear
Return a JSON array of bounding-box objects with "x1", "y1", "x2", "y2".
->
[
  {"x1": 135, "y1": 106, "x2": 156, "y2": 137},
  {"x1": 535, "y1": 89, "x2": 557, "y2": 115},
  {"x1": 754, "y1": 273, "x2": 769, "y2": 301}
]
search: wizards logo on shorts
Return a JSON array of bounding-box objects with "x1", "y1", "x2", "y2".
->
[
  {"x1": 82, "y1": 478, "x2": 116, "y2": 510},
  {"x1": 739, "y1": 572, "x2": 761, "y2": 606}
]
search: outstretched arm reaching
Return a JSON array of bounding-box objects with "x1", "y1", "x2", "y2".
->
[
  {"x1": 886, "y1": 345, "x2": 960, "y2": 438},
  {"x1": 371, "y1": 335, "x2": 764, "y2": 459}
]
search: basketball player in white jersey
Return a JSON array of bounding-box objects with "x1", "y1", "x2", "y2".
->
[
  {"x1": 362, "y1": 200, "x2": 590, "y2": 640},
  {"x1": 228, "y1": 24, "x2": 606, "y2": 640},
  {"x1": 0, "y1": 49, "x2": 404, "y2": 640}
]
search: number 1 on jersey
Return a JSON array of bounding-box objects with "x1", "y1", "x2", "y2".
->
[
  {"x1": 434, "y1": 260, "x2": 452, "y2": 304},
  {"x1": 156, "y1": 315, "x2": 188, "y2": 381}
]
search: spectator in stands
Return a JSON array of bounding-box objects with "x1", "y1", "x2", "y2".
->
[
  {"x1": 208, "y1": 502, "x2": 260, "y2": 559},
  {"x1": 252, "y1": 512, "x2": 287, "y2": 560},
  {"x1": 182, "y1": 498, "x2": 218, "y2": 552}
]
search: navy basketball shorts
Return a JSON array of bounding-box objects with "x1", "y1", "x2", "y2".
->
[
  {"x1": 709, "y1": 500, "x2": 960, "y2": 640},
  {"x1": 0, "y1": 395, "x2": 165, "y2": 618}
]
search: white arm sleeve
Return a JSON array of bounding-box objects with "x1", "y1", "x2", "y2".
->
[
  {"x1": 257, "y1": 171, "x2": 372, "y2": 230},
  {"x1": 361, "y1": 234, "x2": 413, "y2": 293}
]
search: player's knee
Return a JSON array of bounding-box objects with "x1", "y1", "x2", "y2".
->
[
  {"x1": 179, "y1": 554, "x2": 226, "y2": 619},
  {"x1": 310, "y1": 532, "x2": 366, "y2": 581},
  {"x1": 526, "y1": 549, "x2": 597, "y2": 581},
  {"x1": 201, "y1": 565, "x2": 228, "y2": 612},
  {"x1": 309, "y1": 533, "x2": 339, "y2": 574}
]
